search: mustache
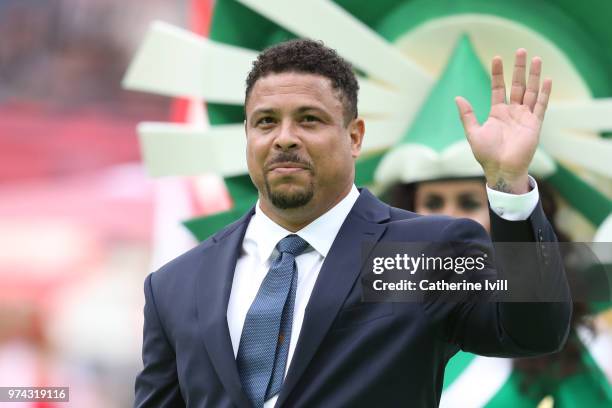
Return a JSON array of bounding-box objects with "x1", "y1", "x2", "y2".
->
[{"x1": 265, "y1": 153, "x2": 313, "y2": 170}]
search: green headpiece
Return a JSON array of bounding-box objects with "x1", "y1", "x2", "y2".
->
[{"x1": 374, "y1": 34, "x2": 554, "y2": 187}]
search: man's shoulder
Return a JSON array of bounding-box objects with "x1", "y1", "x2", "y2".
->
[
  {"x1": 386, "y1": 205, "x2": 452, "y2": 228},
  {"x1": 384, "y1": 205, "x2": 488, "y2": 241},
  {"x1": 149, "y1": 214, "x2": 249, "y2": 282}
]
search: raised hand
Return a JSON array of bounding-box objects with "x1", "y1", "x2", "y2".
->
[{"x1": 455, "y1": 49, "x2": 552, "y2": 194}]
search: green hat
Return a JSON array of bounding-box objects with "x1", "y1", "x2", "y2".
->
[{"x1": 374, "y1": 34, "x2": 555, "y2": 187}]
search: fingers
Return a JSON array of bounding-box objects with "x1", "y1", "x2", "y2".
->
[
  {"x1": 524, "y1": 57, "x2": 542, "y2": 111},
  {"x1": 533, "y1": 78, "x2": 552, "y2": 122},
  {"x1": 498, "y1": 49, "x2": 547, "y2": 114},
  {"x1": 491, "y1": 56, "x2": 506, "y2": 105},
  {"x1": 509, "y1": 48, "x2": 527, "y2": 105},
  {"x1": 455, "y1": 96, "x2": 480, "y2": 136}
]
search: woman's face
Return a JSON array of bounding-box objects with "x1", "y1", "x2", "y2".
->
[{"x1": 414, "y1": 179, "x2": 490, "y2": 232}]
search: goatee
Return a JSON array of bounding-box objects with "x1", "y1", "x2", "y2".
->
[{"x1": 264, "y1": 179, "x2": 314, "y2": 209}]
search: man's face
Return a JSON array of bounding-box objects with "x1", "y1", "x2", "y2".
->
[{"x1": 245, "y1": 72, "x2": 363, "y2": 212}]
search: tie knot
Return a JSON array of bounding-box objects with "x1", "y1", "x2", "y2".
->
[{"x1": 276, "y1": 234, "x2": 309, "y2": 256}]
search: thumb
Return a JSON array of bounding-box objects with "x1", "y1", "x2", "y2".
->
[{"x1": 455, "y1": 96, "x2": 480, "y2": 138}]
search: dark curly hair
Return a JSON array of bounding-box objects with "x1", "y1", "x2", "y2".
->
[{"x1": 245, "y1": 39, "x2": 359, "y2": 124}]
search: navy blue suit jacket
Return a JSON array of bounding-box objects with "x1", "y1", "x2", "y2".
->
[{"x1": 134, "y1": 189, "x2": 571, "y2": 407}]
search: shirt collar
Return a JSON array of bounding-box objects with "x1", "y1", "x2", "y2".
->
[{"x1": 243, "y1": 185, "x2": 360, "y2": 262}]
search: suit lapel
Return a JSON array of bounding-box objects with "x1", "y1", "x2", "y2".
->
[
  {"x1": 275, "y1": 189, "x2": 390, "y2": 406},
  {"x1": 196, "y1": 210, "x2": 254, "y2": 408}
]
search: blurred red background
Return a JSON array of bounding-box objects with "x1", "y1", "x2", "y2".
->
[{"x1": 0, "y1": 1, "x2": 218, "y2": 406}]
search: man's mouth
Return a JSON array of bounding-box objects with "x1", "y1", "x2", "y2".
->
[{"x1": 267, "y1": 162, "x2": 309, "y2": 174}]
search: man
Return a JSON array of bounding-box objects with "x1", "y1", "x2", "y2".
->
[{"x1": 134, "y1": 39, "x2": 571, "y2": 407}]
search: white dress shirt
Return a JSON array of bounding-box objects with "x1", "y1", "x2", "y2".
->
[
  {"x1": 227, "y1": 181, "x2": 538, "y2": 407},
  {"x1": 486, "y1": 175, "x2": 539, "y2": 220}
]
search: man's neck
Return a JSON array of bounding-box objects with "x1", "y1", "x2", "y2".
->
[{"x1": 258, "y1": 185, "x2": 354, "y2": 232}]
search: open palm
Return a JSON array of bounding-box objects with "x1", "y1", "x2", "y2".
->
[{"x1": 456, "y1": 50, "x2": 552, "y2": 193}]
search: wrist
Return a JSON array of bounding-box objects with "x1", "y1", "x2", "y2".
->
[{"x1": 485, "y1": 172, "x2": 530, "y2": 194}]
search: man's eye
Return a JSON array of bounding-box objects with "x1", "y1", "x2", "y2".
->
[
  {"x1": 256, "y1": 117, "x2": 275, "y2": 126},
  {"x1": 302, "y1": 115, "x2": 319, "y2": 123}
]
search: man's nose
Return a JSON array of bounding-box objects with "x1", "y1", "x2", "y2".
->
[{"x1": 274, "y1": 121, "x2": 300, "y2": 150}]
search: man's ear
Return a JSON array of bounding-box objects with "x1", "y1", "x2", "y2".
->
[{"x1": 348, "y1": 117, "x2": 365, "y2": 158}]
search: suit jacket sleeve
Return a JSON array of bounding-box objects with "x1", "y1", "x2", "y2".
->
[
  {"x1": 134, "y1": 273, "x2": 185, "y2": 408},
  {"x1": 437, "y1": 200, "x2": 572, "y2": 357}
]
